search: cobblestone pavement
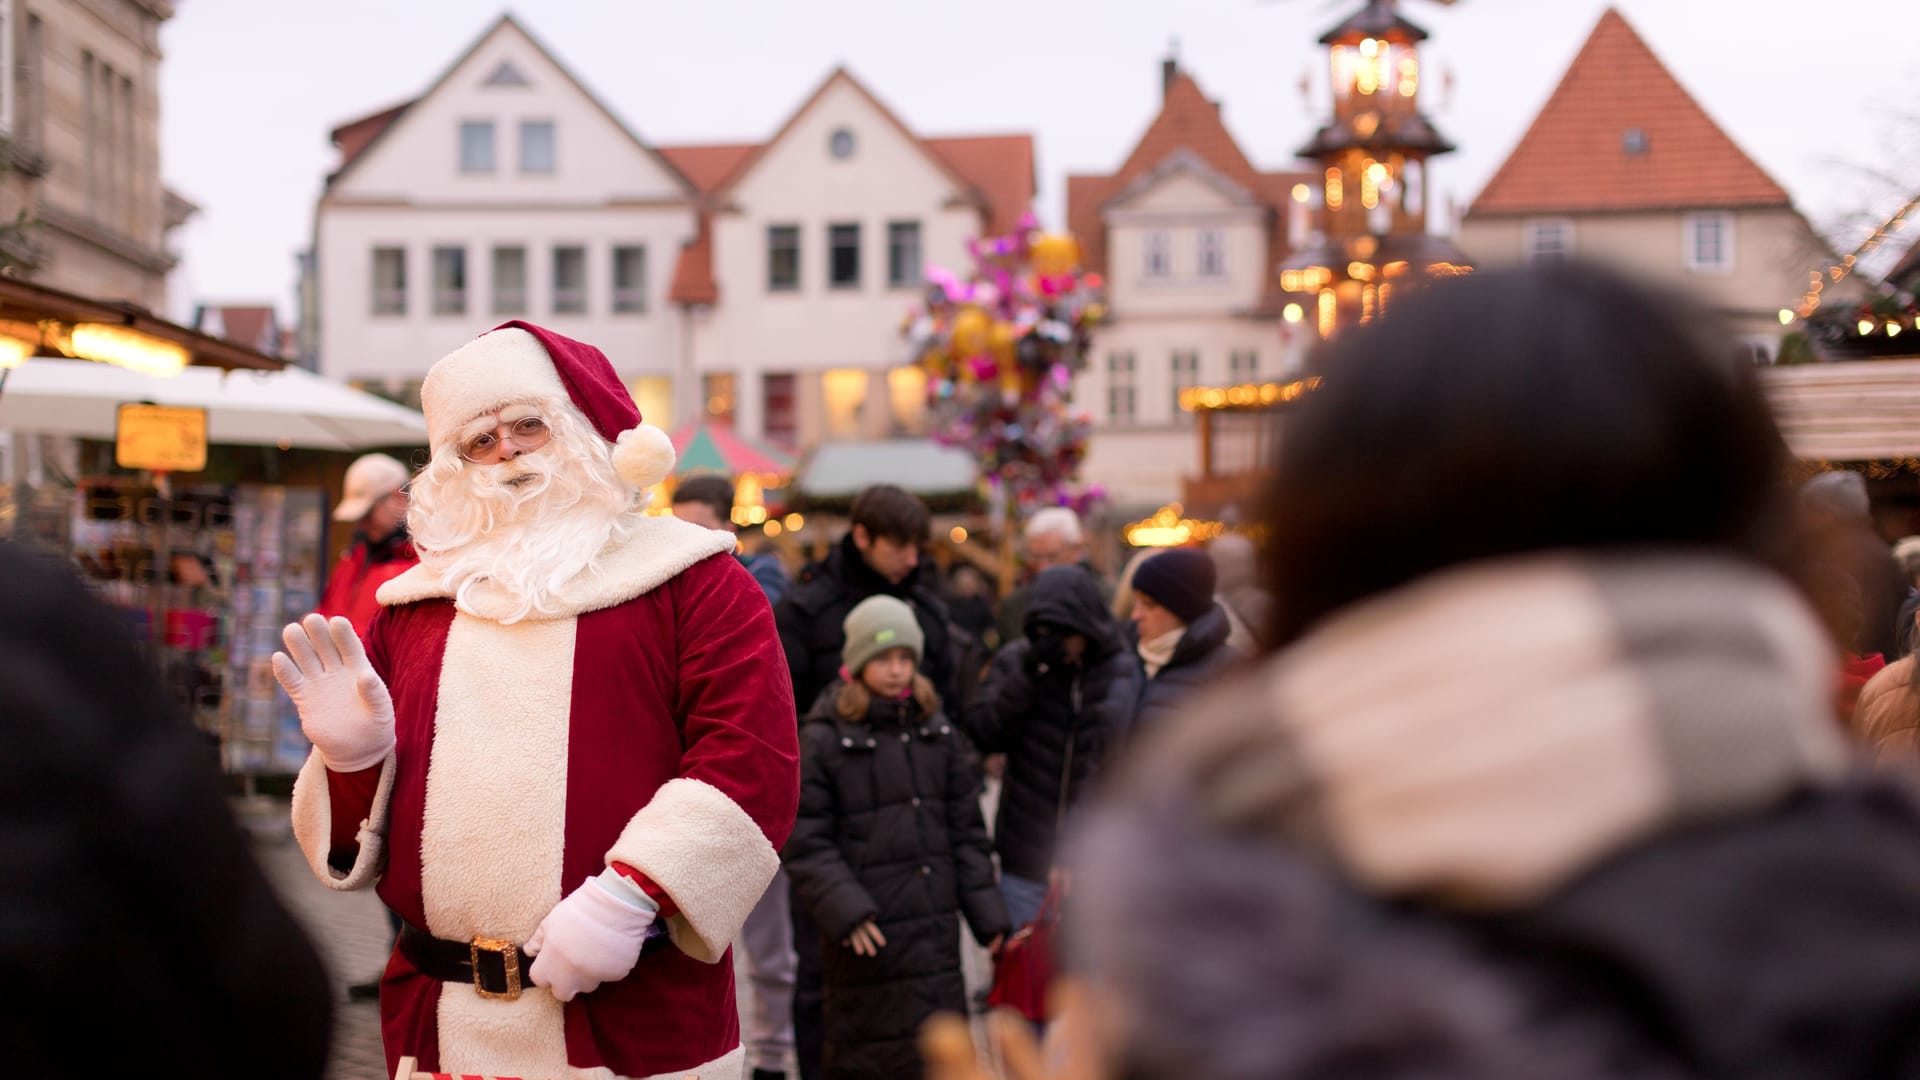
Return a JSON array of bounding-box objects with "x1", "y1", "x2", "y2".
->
[{"x1": 247, "y1": 790, "x2": 998, "y2": 1080}]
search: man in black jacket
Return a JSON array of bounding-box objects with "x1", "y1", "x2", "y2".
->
[
  {"x1": 0, "y1": 541, "x2": 333, "y2": 1076},
  {"x1": 772, "y1": 484, "x2": 956, "y2": 1080},
  {"x1": 962, "y1": 564, "x2": 1143, "y2": 930},
  {"x1": 776, "y1": 484, "x2": 957, "y2": 717}
]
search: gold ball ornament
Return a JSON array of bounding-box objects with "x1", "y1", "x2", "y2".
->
[{"x1": 1030, "y1": 232, "x2": 1081, "y2": 277}]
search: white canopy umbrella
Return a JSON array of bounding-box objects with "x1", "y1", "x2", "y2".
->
[{"x1": 0, "y1": 358, "x2": 427, "y2": 450}]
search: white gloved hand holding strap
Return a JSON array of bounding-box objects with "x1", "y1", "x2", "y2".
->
[
  {"x1": 271, "y1": 614, "x2": 396, "y2": 772},
  {"x1": 525, "y1": 867, "x2": 661, "y2": 1002}
]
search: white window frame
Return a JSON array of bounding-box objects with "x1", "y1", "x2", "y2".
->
[
  {"x1": 430, "y1": 245, "x2": 467, "y2": 316},
  {"x1": 1524, "y1": 218, "x2": 1574, "y2": 264},
  {"x1": 1107, "y1": 351, "x2": 1137, "y2": 424},
  {"x1": 1197, "y1": 229, "x2": 1226, "y2": 278},
  {"x1": 370, "y1": 247, "x2": 406, "y2": 316},
  {"x1": 612, "y1": 244, "x2": 647, "y2": 314},
  {"x1": 1170, "y1": 350, "x2": 1200, "y2": 415},
  {"x1": 551, "y1": 245, "x2": 587, "y2": 314},
  {"x1": 1685, "y1": 212, "x2": 1735, "y2": 273},
  {"x1": 459, "y1": 120, "x2": 495, "y2": 174},
  {"x1": 519, "y1": 119, "x2": 555, "y2": 174},
  {"x1": 1229, "y1": 349, "x2": 1258, "y2": 383},
  {"x1": 491, "y1": 245, "x2": 527, "y2": 315},
  {"x1": 1144, "y1": 231, "x2": 1172, "y2": 279}
]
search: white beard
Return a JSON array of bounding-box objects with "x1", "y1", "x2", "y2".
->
[{"x1": 407, "y1": 405, "x2": 641, "y2": 623}]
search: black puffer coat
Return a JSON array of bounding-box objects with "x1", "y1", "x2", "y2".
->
[
  {"x1": 1136, "y1": 602, "x2": 1242, "y2": 728},
  {"x1": 0, "y1": 542, "x2": 333, "y2": 1076},
  {"x1": 783, "y1": 684, "x2": 1009, "y2": 1080},
  {"x1": 776, "y1": 534, "x2": 957, "y2": 715},
  {"x1": 961, "y1": 565, "x2": 1142, "y2": 883}
]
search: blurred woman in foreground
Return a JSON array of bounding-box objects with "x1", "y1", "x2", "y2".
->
[{"x1": 1027, "y1": 263, "x2": 1920, "y2": 1079}]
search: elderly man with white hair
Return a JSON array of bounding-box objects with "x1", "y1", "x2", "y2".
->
[{"x1": 996, "y1": 507, "x2": 1111, "y2": 647}]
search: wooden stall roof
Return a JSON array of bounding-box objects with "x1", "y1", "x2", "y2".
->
[
  {"x1": 0, "y1": 277, "x2": 284, "y2": 372},
  {"x1": 1762, "y1": 358, "x2": 1920, "y2": 461}
]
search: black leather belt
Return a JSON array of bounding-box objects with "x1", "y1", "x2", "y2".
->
[
  {"x1": 397, "y1": 920, "x2": 672, "y2": 1001},
  {"x1": 398, "y1": 922, "x2": 536, "y2": 1001}
]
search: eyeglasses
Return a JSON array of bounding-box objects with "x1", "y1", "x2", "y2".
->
[{"x1": 458, "y1": 415, "x2": 552, "y2": 463}]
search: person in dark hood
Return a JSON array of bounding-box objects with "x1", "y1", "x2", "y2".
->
[
  {"x1": 960, "y1": 564, "x2": 1142, "y2": 929},
  {"x1": 1128, "y1": 548, "x2": 1243, "y2": 727}
]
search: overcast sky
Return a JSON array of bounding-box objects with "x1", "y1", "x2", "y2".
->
[{"x1": 159, "y1": 0, "x2": 1918, "y2": 323}]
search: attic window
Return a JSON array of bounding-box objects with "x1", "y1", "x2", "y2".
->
[
  {"x1": 1622, "y1": 128, "x2": 1651, "y2": 155},
  {"x1": 829, "y1": 128, "x2": 856, "y2": 160},
  {"x1": 484, "y1": 61, "x2": 530, "y2": 87}
]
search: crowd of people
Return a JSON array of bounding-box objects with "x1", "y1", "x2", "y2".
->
[{"x1": 13, "y1": 262, "x2": 1920, "y2": 1079}]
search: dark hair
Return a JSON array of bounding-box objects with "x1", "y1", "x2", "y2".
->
[
  {"x1": 1262, "y1": 261, "x2": 1791, "y2": 648},
  {"x1": 850, "y1": 484, "x2": 931, "y2": 546},
  {"x1": 671, "y1": 474, "x2": 734, "y2": 525}
]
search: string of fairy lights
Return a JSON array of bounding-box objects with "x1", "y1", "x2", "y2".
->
[{"x1": 1791, "y1": 191, "x2": 1920, "y2": 325}]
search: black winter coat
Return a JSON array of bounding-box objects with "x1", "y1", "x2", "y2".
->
[
  {"x1": 961, "y1": 566, "x2": 1143, "y2": 883},
  {"x1": 0, "y1": 542, "x2": 333, "y2": 1076},
  {"x1": 1136, "y1": 602, "x2": 1242, "y2": 728},
  {"x1": 784, "y1": 685, "x2": 1009, "y2": 1080},
  {"x1": 776, "y1": 534, "x2": 958, "y2": 716}
]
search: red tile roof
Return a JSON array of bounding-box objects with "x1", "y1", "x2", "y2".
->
[
  {"x1": 924, "y1": 135, "x2": 1036, "y2": 236},
  {"x1": 657, "y1": 143, "x2": 759, "y2": 194},
  {"x1": 1067, "y1": 68, "x2": 1309, "y2": 288},
  {"x1": 1470, "y1": 8, "x2": 1791, "y2": 216},
  {"x1": 660, "y1": 70, "x2": 1037, "y2": 307},
  {"x1": 330, "y1": 100, "x2": 413, "y2": 174},
  {"x1": 214, "y1": 306, "x2": 278, "y2": 352},
  {"x1": 668, "y1": 215, "x2": 719, "y2": 307}
]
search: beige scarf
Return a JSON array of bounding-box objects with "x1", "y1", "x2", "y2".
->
[
  {"x1": 1138, "y1": 627, "x2": 1185, "y2": 679},
  {"x1": 1130, "y1": 551, "x2": 1851, "y2": 910}
]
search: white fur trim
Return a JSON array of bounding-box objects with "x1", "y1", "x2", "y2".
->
[
  {"x1": 289, "y1": 749, "x2": 395, "y2": 891},
  {"x1": 604, "y1": 778, "x2": 780, "y2": 964},
  {"x1": 436, "y1": 981, "x2": 569, "y2": 1079},
  {"x1": 377, "y1": 513, "x2": 736, "y2": 618},
  {"x1": 613, "y1": 424, "x2": 676, "y2": 490},
  {"x1": 419, "y1": 613, "x2": 575, "y2": 943},
  {"x1": 421, "y1": 327, "x2": 569, "y2": 446}
]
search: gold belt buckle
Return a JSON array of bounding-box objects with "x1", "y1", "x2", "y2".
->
[{"x1": 469, "y1": 935, "x2": 522, "y2": 1001}]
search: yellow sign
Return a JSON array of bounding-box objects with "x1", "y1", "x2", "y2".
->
[{"x1": 115, "y1": 403, "x2": 208, "y2": 472}]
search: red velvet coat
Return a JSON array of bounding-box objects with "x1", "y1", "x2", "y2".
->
[{"x1": 291, "y1": 519, "x2": 798, "y2": 1079}]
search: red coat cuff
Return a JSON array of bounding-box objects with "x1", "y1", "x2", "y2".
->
[
  {"x1": 611, "y1": 861, "x2": 680, "y2": 920},
  {"x1": 325, "y1": 763, "x2": 383, "y2": 854}
]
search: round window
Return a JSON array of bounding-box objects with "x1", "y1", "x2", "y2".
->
[{"x1": 829, "y1": 128, "x2": 856, "y2": 160}]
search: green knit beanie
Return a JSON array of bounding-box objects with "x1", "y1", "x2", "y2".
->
[{"x1": 841, "y1": 595, "x2": 925, "y2": 677}]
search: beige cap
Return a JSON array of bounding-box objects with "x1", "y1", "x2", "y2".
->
[{"x1": 333, "y1": 453, "x2": 410, "y2": 522}]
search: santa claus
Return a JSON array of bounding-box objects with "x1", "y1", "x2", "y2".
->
[{"x1": 276, "y1": 322, "x2": 798, "y2": 1079}]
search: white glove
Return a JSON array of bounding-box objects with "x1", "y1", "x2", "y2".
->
[
  {"x1": 525, "y1": 868, "x2": 660, "y2": 1002},
  {"x1": 271, "y1": 614, "x2": 396, "y2": 772}
]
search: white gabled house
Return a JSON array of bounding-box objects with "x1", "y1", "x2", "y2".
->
[
  {"x1": 662, "y1": 68, "x2": 1033, "y2": 449},
  {"x1": 308, "y1": 14, "x2": 699, "y2": 426}
]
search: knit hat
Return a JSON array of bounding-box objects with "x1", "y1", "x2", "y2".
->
[
  {"x1": 841, "y1": 595, "x2": 925, "y2": 676},
  {"x1": 333, "y1": 453, "x2": 409, "y2": 522},
  {"x1": 418, "y1": 321, "x2": 676, "y2": 490},
  {"x1": 1132, "y1": 548, "x2": 1217, "y2": 625}
]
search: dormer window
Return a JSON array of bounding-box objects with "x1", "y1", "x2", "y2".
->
[{"x1": 1622, "y1": 127, "x2": 1651, "y2": 156}]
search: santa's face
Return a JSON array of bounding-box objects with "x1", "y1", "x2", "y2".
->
[{"x1": 406, "y1": 400, "x2": 638, "y2": 621}]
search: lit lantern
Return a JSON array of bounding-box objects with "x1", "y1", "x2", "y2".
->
[{"x1": 1275, "y1": 0, "x2": 1471, "y2": 339}]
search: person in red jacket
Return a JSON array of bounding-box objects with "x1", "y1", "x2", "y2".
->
[{"x1": 316, "y1": 453, "x2": 418, "y2": 640}]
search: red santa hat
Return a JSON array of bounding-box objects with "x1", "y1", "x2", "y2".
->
[{"x1": 419, "y1": 320, "x2": 676, "y2": 490}]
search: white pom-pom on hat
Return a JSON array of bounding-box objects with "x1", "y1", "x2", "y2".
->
[{"x1": 613, "y1": 424, "x2": 676, "y2": 490}]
